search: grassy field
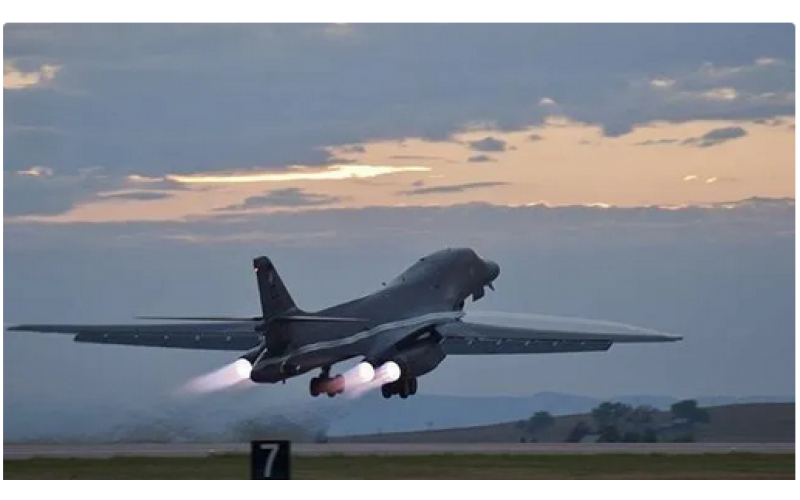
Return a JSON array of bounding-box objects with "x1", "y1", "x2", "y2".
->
[{"x1": 4, "y1": 453, "x2": 795, "y2": 479}]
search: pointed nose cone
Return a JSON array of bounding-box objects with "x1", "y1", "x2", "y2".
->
[{"x1": 484, "y1": 260, "x2": 500, "y2": 282}]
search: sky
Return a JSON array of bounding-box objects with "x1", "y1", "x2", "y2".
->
[{"x1": 2, "y1": 24, "x2": 795, "y2": 438}]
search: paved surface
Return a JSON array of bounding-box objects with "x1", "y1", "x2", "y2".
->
[{"x1": 3, "y1": 442, "x2": 794, "y2": 460}]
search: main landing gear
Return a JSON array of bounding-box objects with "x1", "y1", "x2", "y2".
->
[
  {"x1": 381, "y1": 377, "x2": 418, "y2": 399},
  {"x1": 309, "y1": 366, "x2": 344, "y2": 398}
]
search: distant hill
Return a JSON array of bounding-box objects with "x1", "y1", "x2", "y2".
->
[
  {"x1": 332, "y1": 403, "x2": 795, "y2": 443},
  {"x1": 325, "y1": 392, "x2": 793, "y2": 436},
  {"x1": 5, "y1": 388, "x2": 793, "y2": 443}
]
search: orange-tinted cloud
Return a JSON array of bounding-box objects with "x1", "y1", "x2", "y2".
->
[{"x1": 9, "y1": 115, "x2": 793, "y2": 224}]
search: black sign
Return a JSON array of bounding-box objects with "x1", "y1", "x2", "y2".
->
[{"x1": 250, "y1": 440, "x2": 291, "y2": 480}]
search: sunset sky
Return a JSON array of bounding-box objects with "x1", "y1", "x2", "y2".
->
[
  {"x1": 3, "y1": 24, "x2": 795, "y2": 439},
  {"x1": 3, "y1": 24, "x2": 794, "y2": 223}
]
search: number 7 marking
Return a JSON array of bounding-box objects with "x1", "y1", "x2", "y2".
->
[{"x1": 260, "y1": 443, "x2": 279, "y2": 478}]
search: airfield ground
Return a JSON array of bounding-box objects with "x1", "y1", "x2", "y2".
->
[{"x1": 4, "y1": 453, "x2": 795, "y2": 479}]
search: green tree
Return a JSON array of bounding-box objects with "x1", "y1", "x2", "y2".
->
[
  {"x1": 642, "y1": 427, "x2": 658, "y2": 443},
  {"x1": 670, "y1": 399, "x2": 710, "y2": 423},
  {"x1": 527, "y1": 411, "x2": 555, "y2": 433},
  {"x1": 566, "y1": 421, "x2": 591, "y2": 443},
  {"x1": 598, "y1": 425, "x2": 621, "y2": 443},
  {"x1": 628, "y1": 405, "x2": 656, "y2": 425},
  {"x1": 621, "y1": 430, "x2": 642, "y2": 443},
  {"x1": 591, "y1": 402, "x2": 633, "y2": 427}
]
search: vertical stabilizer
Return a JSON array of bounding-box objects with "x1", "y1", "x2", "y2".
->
[{"x1": 253, "y1": 256, "x2": 298, "y2": 321}]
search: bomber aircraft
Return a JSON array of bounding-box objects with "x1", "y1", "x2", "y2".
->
[{"x1": 9, "y1": 248, "x2": 681, "y2": 399}]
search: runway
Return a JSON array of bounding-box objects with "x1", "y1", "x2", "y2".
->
[{"x1": 3, "y1": 442, "x2": 794, "y2": 460}]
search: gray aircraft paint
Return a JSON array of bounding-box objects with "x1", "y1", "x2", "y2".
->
[{"x1": 9, "y1": 247, "x2": 680, "y2": 397}]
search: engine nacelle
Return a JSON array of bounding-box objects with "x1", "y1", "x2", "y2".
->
[
  {"x1": 391, "y1": 338, "x2": 446, "y2": 378},
  {"x1": 239, "y1": 344, "x2": 265, "y2": 365}
]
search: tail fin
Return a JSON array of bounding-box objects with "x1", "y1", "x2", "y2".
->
[{"x1": 253, "y1": 256, "x2": 299, "y2": 321}]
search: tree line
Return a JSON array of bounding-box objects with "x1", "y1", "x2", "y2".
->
[{"x1": 518, "y1": 399, "x2": 710, "y2": 443}]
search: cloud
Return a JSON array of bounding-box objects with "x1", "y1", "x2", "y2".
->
[
  {"x1": 17, "y1": 166, "x2": 54, "y2": 177},
  {"x1": 398, "y1": 181, "x2": 509, "y2": 196},
  {"x1": 754, "y1": 118, "x2": 786, "y2": 127},
  {"x1": 389, "y1": 154, "x2": 442, "y2": 160},
  {"x1": 527, "y1": 134, "x2": 545, "y2": 142},
  {"x1": 322, "y1": 23, "x2": 356, "y2": 38},
  {"x1": 682, "y1": 126, "x2": 748, "y2": 148},
  {"x1": 3, "y1": 25, "x2": 793, "y2": 174},
  {"x1": 3, "y1": 62, "x2": 60, "y2": 90},
  {"x1": 339, "y1": 144, "x2": 366, "y2": 154},
  {"x1": 3, "y1": 169, "x2": 123, "y2": 216},
  {"x1": 755, "y1": 57, "x2": 782, "y2": 67},
  {"x1": 650, "y1": 78, "x2": 675, "y2": 89},
  {"x1": 98, "y1": 191, "x2": 174, "y2": 202},
  {"x1": 468, "y1": 136, "x2": 507, "y2": 152},
  {"x1": 467, "y1": 154, "x2": 496, "y2": 163},
  {"x1": 701, "y1": 87, "x2": 738, "y2": 101},
  {"x1": 216, "y1": 188, "x2": 345, "y2": 211},
  {"x1": 683, "y1": 175, "x2": 698, "y2": 181},
  {"x1": 161, "y1": 165, "x2": 430, "y2": 185},
  {"x1": 635, "y1": 138, "x2": 679, "y2": 146}
]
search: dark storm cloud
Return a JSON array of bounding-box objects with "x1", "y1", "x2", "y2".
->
[
  {"x1": 4, "y1": 24, "x2": 792, "y2": 177},
  {"x1": 682, "y1": 126, "x2": 748, "y2": 148},
  {"x1": 216, "y1": 188, "x2": 345, "y2": 211},
  {"x1": 468, "y1": 136, "x2": 508, "y2": 152},
  {"x1": 398, "y1": 181, "x2": 509, "y2": 196},
  {"x1": 467, "y1": 154, "x2": 496, "y2": 163}
]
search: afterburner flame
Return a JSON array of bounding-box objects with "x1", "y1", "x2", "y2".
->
[
  {"x1": 353, "y1": 362, "x2": 375, "y2": 383},
  {"x1": 343, "y1": 361, "x2": 401, "y2": 399},
  {"x1": 375, "y1": 361, "x2": 401, "y2": 384},
  {"x1": 179, "y1": 359, "x2": 254, "y2": 396},
  {"x1": 340, "y1": 361, "x2": 375, "y2": 391}
]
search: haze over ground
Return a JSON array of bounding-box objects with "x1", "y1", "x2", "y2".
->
[{"x1": 3, "y1": 24, "x2": 794, "y2": 439}]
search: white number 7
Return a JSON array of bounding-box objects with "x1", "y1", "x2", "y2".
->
[{"x1": 260, "y1": 443, "x2": 280, "y2": 478}]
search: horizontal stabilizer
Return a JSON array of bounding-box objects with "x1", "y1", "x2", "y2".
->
[
  {"x1": 274, "y1": 315, "x2": 369, "y2": 323},
  {"x1": 135, "y1": 314, "x2": 368, "y2": 324},
  {"x1": 136, "y1": 316, "x2": 260, "y2": 322}
]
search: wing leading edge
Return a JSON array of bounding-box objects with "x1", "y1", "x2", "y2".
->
[
  {"x1": 437, "y1": 321, "x2": 682, "y2": 355},
  {"x1": 6, "y1": 322, "x2": 261, "y2": 351}
]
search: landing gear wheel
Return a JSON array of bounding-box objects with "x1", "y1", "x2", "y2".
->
[
  {"x1": 323, "y1": 375, "x2": 344, "y2": 397},
  {"x1": 309, "y1": 377, "x2": 322, "y2": 397},
  {"x1": 381, "y1": 384, "x2": 392, "y2": 399},
  {"x1": 409, "y1": 378, "x2": 418, "y2": 395},
  {"x1": 398, "y1": 378, "x2": 410, "y2": 399}
]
